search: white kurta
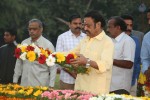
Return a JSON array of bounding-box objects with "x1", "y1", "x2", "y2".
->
[
  {"x1": 13, "y1": 36, "x2": 57, "y2": 87},
  {"x1": 110, "y1": 32, "x2": 135, "y2": 92}
]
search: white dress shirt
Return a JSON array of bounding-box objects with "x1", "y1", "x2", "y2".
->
[
  {"x1": 110, "y1": 32, "x2": 135, "y2": 92},
  {"x1": 13, "y1": 35, "x2": 57, "y2": 87},
  {"x1": 56, "y1": 30, "x2": 86, "y2": 84}
]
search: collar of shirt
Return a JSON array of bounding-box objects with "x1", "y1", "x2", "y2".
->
[
  {"x1": 85, "y1": 30, "x2": 106, "y2": 42},
  {"x1": 30, "y1": 35, "x2": 43, "y2": 45},
  {"x1": 114, "y1": 32, "x2": 125, "y2": 42},
  {"x1": 13, "y1": 41, "x2": 18, "y2": 46},
  {"x1": 130, "y1": 30, "x2": 135, "y2": 36},
  {"x1": 68, "y1": 30, "x2": 85, "y2": 38},
  {"x1": 7, "y1": 41, "x2": 17, "y2": 46}
]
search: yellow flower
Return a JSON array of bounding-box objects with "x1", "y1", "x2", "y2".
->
[
  {"x1": 27, "y1": 51, "x2": 36, "y2": 62},
  {"x1": 35, "y1": 86, "x2": 40, "y2": 88},
  {"x1": 56, "y1": 52, "x2": 65, "y2": 63},
  {"x1": 6, "y1": 86, "x2": 10, "y2": 90},
  {"x1": 122, "y1": 94, "x2": 133, "y2": 99},
  {"x1": 13, "y1": 84, "x2": 22, "y2": 89},
  {"x1": 138, "y1": 72, "x2": 146, "y2": 84},
  {"x1": 27, "y1": 86, "x2": 34, "y2": 89},
  {"x1": 140, "y1": 97, "x2": 150, "y2": 100},
  {"x1": 41, "y1": 86, "x2": 48, "y2": 91},
  {"x1": 18, "y1": 89, "x2": 25, "y2": 94},
  {"x1": 21, "y1": 46, "x2": 27, "y2": 52},
  {"x1": 33, "y1": 90, "x2": 42, "y2": 97},
  {"x1": 7, "y1": 90, "x2": 16, "y2": 95},
  {"x1": 72, "y1": 53, "x2": 77, "y2": 59},
  {"x1": 17, "y1": 44, "x2": 21, "y2": 48},
  {"x1": 25, "y1": 88, "x2": 33, "y2": 95},
  {"x1": 40, "y1": 49, "x2": 49, "y2": 57}
]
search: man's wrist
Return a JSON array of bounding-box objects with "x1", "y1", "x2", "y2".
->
[{"x1": 86, "y1": 58, "x2": 91, "y2": 68}]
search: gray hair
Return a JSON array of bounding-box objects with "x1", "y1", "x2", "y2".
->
[{"x1": 29, "y1": 18, "x2": 43, "y2": 28}]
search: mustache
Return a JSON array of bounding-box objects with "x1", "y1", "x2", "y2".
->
[
  {"x1": 126, "y1": 29, "x2": 131, "y2": 32},
  {"x1": 75, "y1": 27, "x2": 81, "y2": 30},
  {"x1": 82, "y1": 30, "x2": 90, "y2": 34}
]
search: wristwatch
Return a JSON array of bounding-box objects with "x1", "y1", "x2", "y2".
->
[{"x1": 86, "y1": 58, "x2": 91, "y2": 68}]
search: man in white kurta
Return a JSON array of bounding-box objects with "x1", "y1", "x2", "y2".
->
[
  {"x1": 13, "y1": 19, "x2": 57, "y2": 87},
  {"x1": 110, "y1": 32, "x2": 135, "y2": 92},
  {"x1": 107, "y1": 16, "x2": 135, "y2": 94}
]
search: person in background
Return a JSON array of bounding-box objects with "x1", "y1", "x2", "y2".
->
[
  {"x1": 13, "y1": 19, "x2": 57, "y2": 88},
  {"x1": 121, "y1": 14, "x2": 144, "y2": 46},
  {"x1": 107, "y1": 16, "x2": 135, "y2": 95},
  {"x1": 141, "y1": 8, "x2": 150, "y2": 81},
  {"x1": 69, "y1": 10, "x2": 114, "y2": 94},
  {"x1": 56, "y1": 14, "x2": 86, "y2": 90},
  {"x1": 121, "y1": 14, "x2": 141, "y2": 96},
  {"x1": 0, "y1": 28, "x2": 18, "y2": 84},
  {"x1": 147, "y1": 8, "x2": 150, "y2": 25}
]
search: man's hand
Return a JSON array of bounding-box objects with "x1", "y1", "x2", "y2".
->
[
  {"x1": 70, "y1": 54, "x2": 87, "y2": 66},
  {"x1": 63, "y1": 68, "x2": 77, "y2": 79},
  {"x1": 144, "y1": 67, "x2": 150, "y2": 81}
]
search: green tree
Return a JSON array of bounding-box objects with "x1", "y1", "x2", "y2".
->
[{"x1": 0, "y1": 0, "x2": 150, "y2": 45}]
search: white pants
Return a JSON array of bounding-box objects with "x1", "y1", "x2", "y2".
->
[{"x1": 130, "y1": 79, "x2": 137, "y2": 96}]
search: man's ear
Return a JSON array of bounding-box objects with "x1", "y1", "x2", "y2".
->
[
  {"x1": 12, "y1": 35, "x2": 16, "y2": 40},
  {"x1": 96, "y1": 22, "x2": 101, "y2": 28},
  {"x1": 116, "y1": 25, "x2": 121, "y2": 30},
  {"x1": 97, "y1": 22, "x2": 101, "y2": 26},
  {"x1": 68, "y1": 23, "x2": 71, "y2": 28},
  {"x1": 40, "y1": 27, "x2": 43, "y2": 33}
]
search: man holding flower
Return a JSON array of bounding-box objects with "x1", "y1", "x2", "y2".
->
[
  {"x1": 13, "y1": 19, "x2": 57, "y2": 88},
  {"x1": 69, "y1": 11, "x2": 114, "y2": 94}
]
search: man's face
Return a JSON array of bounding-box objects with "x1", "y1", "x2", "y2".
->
[
  {"x1": 124, "y1": 19, "x2": 133, "y2": 35},
  {"x1": 28, "y1": 22, "x2": 42, "y2": 41},
  {"x1": 4, "y1": 32, "x2": 15, "y2": 43},
  {"x1": 69, "y1": 18, "x2": 82, "y2": 34},
  {"x1": 107, "y1": 19, "x2": 118, "y2": 38},
  {"x1": 83, "y1": 17, "x2": 99, "y2": 38},
  {"x1": 147, "y1": 12, "x2": 150, "y2": 25}
]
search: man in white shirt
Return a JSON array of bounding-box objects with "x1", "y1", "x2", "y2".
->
[
  {"x1": 56, "y1": 14, "x2": 86, "y2": 90},
  {"x1": 13, "y1": 19, "x2": 57, "y2": 88},
  {"x1": 107, "y1": 16, "x2": 135, "y2": 95}
]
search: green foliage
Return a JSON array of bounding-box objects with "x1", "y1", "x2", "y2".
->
[{"x1": 0, "y1": 0, "x2": 149, "y2": 45}]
